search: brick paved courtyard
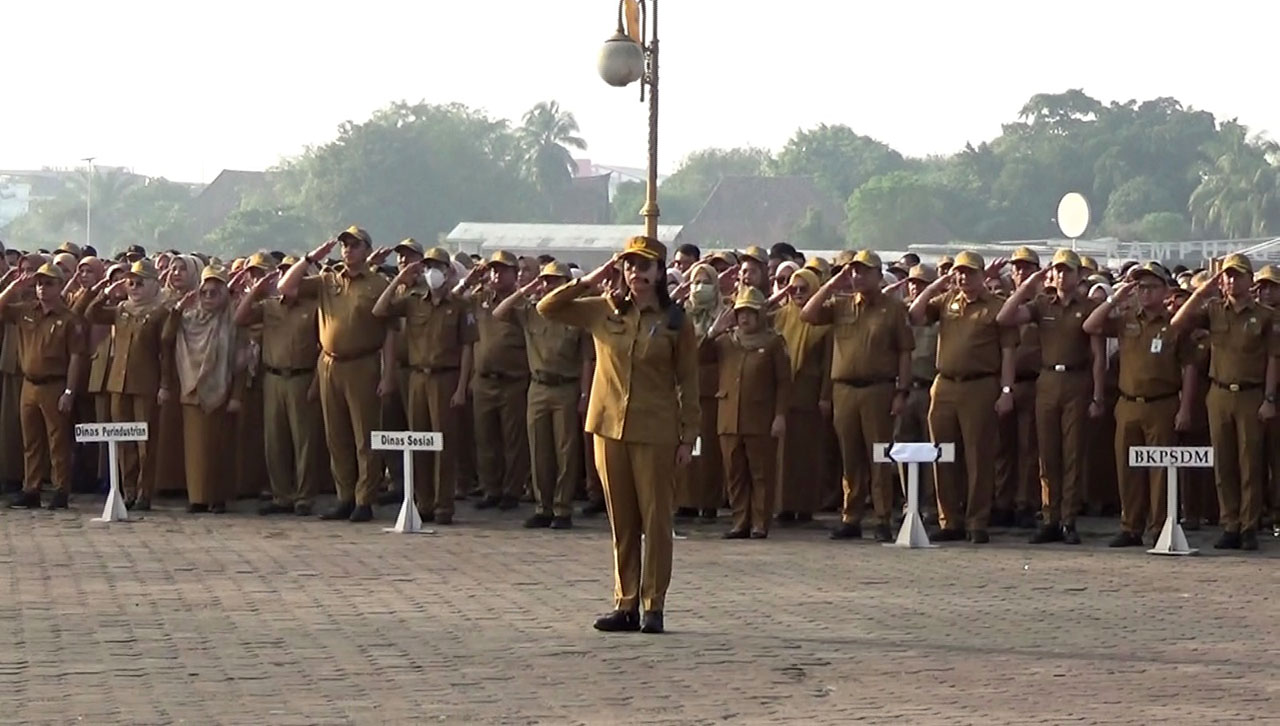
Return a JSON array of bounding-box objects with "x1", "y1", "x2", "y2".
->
[{"x1": 2, "y1": 497, "x2": 1278, "y2": 725}]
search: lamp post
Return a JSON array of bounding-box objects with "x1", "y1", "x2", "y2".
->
[
  {"x1": 598, "y1": 0, "x2": 659, "y2": 240},
  {"x1": 81, "y1": 156, "x2": 96, "y2": 249}
]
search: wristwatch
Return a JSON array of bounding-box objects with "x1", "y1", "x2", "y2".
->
[
  {"x1": 1001, "y1": 385, "x2": 1012, "y2": 394},
  {"x1": 1267, "y1": 393, "x2": 1277, "y2": 404}
]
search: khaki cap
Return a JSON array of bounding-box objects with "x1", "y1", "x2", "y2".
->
[
  {"x1": 832, "y1": 250, "x2": 857, "y2": 267},
  {"x1": 732, "y1": 286, "x2": 767, "y2": 311},
  {"x1": 1078, "y1": 255, "x2": 1099, "y2": 272},
  {"x1": 394, "y1": 238, "x2": 425, "y2": 257},
  {"x1": 1220, "y1": 253, "x2": 1253, "y2": 275},
  {"x1": 1049, "y1": 248, "x2": 1081, "y2": 270},
  {"x1": 850, "y1": 250, "x2": 883, "y2": 269},
  {"x1": 620, "y1": 236, "x2": 667, "y2": 262},
  {"x1": 951, "y1": 250, "x2": 985, "y2": 271},
  {"x1": 424, "y1": 247, "x2": 452, "y2": 264},
  {"x1": 710, "y1": 250, "x2": 738, "y2": 266},
  {"x1": 1128, "y1": 261, "x2": 1170, "y2": 284},
  {"x1": 539, "y1": 261, "x2": 572, "y2": 279},
  {"x1": 804, "y1": 256, "x2": 831, "y2": 278},
  {"x1": 488, "y1": 250, "x2": 518, "y2": 267},
  {"x1": 127, "y1": 259, "x2": 158, "y2": 280},
  {"x1": 200, "y1": 265, "x2": 230, "y2": 285},
  {"x1": 280, "y1": 255, "x2": 301, "y2": 267},
  {"x1": 907, "y1": 264, "x2": 937, "y2": 283},
  {"x1": 740, "y1": 245, "x2": 768, "y2": 264},
  {"x1": 1255, "y1": 264, "x2": 1280, "y2": 285},
  {"x1": 337, "y1": 225, "x2": 373, "y2": 247},
  {"x1": 34, "y1": 262, "x2": 65, "y2": 281},
  {"x1": 245, "y1": 251, "x2": 274, "y2": 271},
  {"x1": 55, "y1": 241, "x2": 82, "y2": 257},
  {"x1": 1011, "y1": 246, "x2": 1041, "y2": 266}
]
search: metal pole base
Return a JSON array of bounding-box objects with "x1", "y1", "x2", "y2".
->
[
  {"x1": 885, "y1": 510, "x2": 937, "y2": 549},
  {"x1": 1147, "y1": 517, "x2": 1198, "y2": 556},
  {"x1": 91, "y1": 442, "x2": 129, "y2": 523},
  {"x1": 382, "y1": 451, "x2": 435, "y2": 534}
]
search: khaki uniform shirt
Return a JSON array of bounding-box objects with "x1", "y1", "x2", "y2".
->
[
  {"x1": 85, "y1": 294, "x2": 172, "y2": 395},
  {"x1": 1202, "y1": 298, "x2": 1279, "y2": 385},
  {"x1": 1100, "y1": 305, "x2": 1195, "y2": 398},
  {"x1": 772, "y1": 302, "x2": 831, "y2": 409},
  {"x1": 296, "y1": 266, "x2": 388, "y2": 359},
  {"x1": 702, "y1": 332, "x2": 791, "y2": 436},
  {"x1": 1029, "y1": 294, "x2": 1098, "y2": 371},
  {"x1": 242, "y1": 297, "x2": 321, "y2": 371},
  {"x1": 385, "y1": 289, "x2": 477, "y2": 370},
  {"x1": 515, "y1": 299, "x2": 585, "y2": 381},
  {"x1": 538, "y1": 281, "x2": 700, "y2": 445},
  {"x1": 1, "y1": 303, "x2": 86, "y2": 380},
  {"x1": 924, "y1": 290, "x2": 1018, "y2": 378},
  {"x1": 473, "y1": 291, "x2": 528, "y2": 378},
  {"x1": 812, "y1": 292, "x2": 914, "y2": 382}
]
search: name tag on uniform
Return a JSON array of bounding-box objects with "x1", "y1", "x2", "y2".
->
[
  {"x1": 949, "y1": 301, "x2": 961, "y2": 312},
  {"x1": 1150, "y1": 338, "x2": 1163, "y2": 354}
]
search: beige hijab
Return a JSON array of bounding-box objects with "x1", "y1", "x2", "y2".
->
[
  {"x1": 684, "y1": 263, "x2": 724, "y2": 340},
  {"x1": 168, "y1": 254, "x2": 201, "y2": 294},
  {"x1": 175, "y1": 303, "x2": 237, "y2": 412}
]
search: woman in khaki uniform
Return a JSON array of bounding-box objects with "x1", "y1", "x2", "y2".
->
[
  {"x1": 772, "y1": 267, "x2": 831, "y2": 524},
  {"x1": 701, "y1": 287, "x2": 790, "y2": 538},
  {"x1": 155, "y1": 254, "x2": 199, "y2": 495},
  {"x1": 538, "y1": 236, "x2": 700, "y2": 635},
  {"x1": 674, "y1": 262, "x2": 725, "y2": 521},
  {"x1": 166, "y1": 266, "x2": 245, "y2": 513}
]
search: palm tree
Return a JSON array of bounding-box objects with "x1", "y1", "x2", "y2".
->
[
  {"x1": 1189, "y1": 121, "x2": 1280, "y2": 238},
  {"x1": 518, "y1": 101, "x2": 587, "y2": 196}
]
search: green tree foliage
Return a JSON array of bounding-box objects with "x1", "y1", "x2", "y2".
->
[
  {"x1": 656, "y1": 146, "x2": 774, "y2": 224},
  {"x1": 518, "y1": 100, "x2": 588, "y2": 198},
  {"x1": 791, "y1": 206, "x2": 842, "y2": 249},
  {"x1": 610, "y1": 180, "x2": 646, "y2": 224},
  {"x1": 845, "y1": 172, "x2": 948, "y2": 248},
  {"x1": 775, "y1": 124, "x2": 907, "y2": 204},
  {"x1": 203, "y1": 207, "x2": 321, "y2": 258}
]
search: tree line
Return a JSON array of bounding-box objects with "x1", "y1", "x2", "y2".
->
[{"x1": 5, "y1": 89, "x2": 1279, "y2": 256}]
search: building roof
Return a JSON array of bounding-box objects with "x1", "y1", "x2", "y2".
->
[
  {"x1": 447, "y1": 223, "x2": 682, "y2": 249},
  {"x1": 675, "y1": 176, "x2": 844, "y2": 248}
]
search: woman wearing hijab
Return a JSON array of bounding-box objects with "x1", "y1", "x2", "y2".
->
[
  {"x1": 165, "y1": 266, "x2": 244, "y2": 513},
  {"x1": 673, "y1": 262, "x2": 726, "y2": 522},
  {"x1": 154, "y1": 253, "x2": 202, "y2": 496},
  {"x1": 772, "y1": 267, "x2": 832, "y2": 524},
  {"x1": 65, "y1": 257, "x2": 107, "y2": 492}
]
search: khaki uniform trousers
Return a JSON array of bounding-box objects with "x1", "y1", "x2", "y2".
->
[
  {"x1": 527, "y1": 380, "x2": 582, "y2": 518},
  {"x1": 777, "y1": 405, "x2": 825, "y2": 515},
  {"x1": 317, "y1": 353, "x2": 383, "y2": 507},
  {"x1": 236, "y1": 375, "x2": 269, "y2": 498},
  {"x1": 71, "y1": 395, "x2": 97, "y2": 492},
  {"x1": 472, "y1": 374, "x2": 530, "y2": 501},
  {"x1": 182, "y1": 403, "x2": 231, "y2": 505},
  {"x1": 20, "y1": 381, "x2": 73, "y2": 493},
  {"x1": 381, "y1": 368, "x2": 410, "y2": 491},
  {"x1": 0, "y1": 372, "x2": 24, "y2": 484},
  {"x1": 582, "y1": 430, "x2": 603, "y2": 503},
  {"x1": 264, "y1": 370, "x2": 324, "y2": 508},
  {"x1": 995, "y1": 379, "x2": 1040, "y2": 515},
  {"x1": 407, "y1": 368, "x2": 464, "y2": 517},
  {"x1": 892, "y1": 384, "x2": 936, "y2": 516},
  {"x1": 1268, "y1": 419, "x2": 1280, "y2": 524},
  {"x1": 1179, "y1": 394, "x2": 1216, "y2": 527},
  {"x1": 457, "y1": 394, "x2": 479, "y2": 496},
  {"x1": 1035, "y1": 370, "x2": 1090, "y2": 526},
  {"x1": 111, "y1": 392, "x2": 158, "y2": 501},
  {"x1": 720, "y1": 434, "x2": 776, "y2": 532},
  {"x1": 1206, "y1": 386, "x2": 1266, "y2": 533},
  {"x1": 594, "y1": 436, "x2": 675, "y2": 612},
  {"x1": 155, "y1": 396, "x2": 186, "y2": 493},
  {"x1": 1114, "y1": 396, "x2": 1179, "y2": 536},
  {"x1": 675, "y1": 396, "x2": 722, "y2": 511},
  {"x1": 1086, "y1": 393, "x2": 1121, "y2": 515},
  {"x1": 928, "y1": 376, "x2": 999, "y2": 532},
  {"x1": 833, "y1": 382, "x2": 897, "y2": 527}
]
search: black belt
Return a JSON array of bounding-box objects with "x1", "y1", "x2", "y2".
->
[
  {"x1": 937, "y1": 372, "x2": 996, "y2": 383},
  {"x1": 24, "y1": 374, "x2": 66, "y2": 386},
  {"x1": 409, "y1": 365, "x2": 460, "y2": 375},
  {"x1": 1042, "y1": 363, "x2": 1087, "y2": 373},
  {"x1": 834, "y1": 378, "x2": 895, "y2": 389},
  {"x1": 322, "y1": 348, "x2": 380, "y2": 363},
  {"x1": 264, "y1": 366, "x2": 313, "y2": 378},
  {"x1": 532, "y1": 371, "x2": 579, "y2": 386},
  {"x1": 1210, "y1": 380, "x2": 1262, "y2": 393},
  {"x1": 1015, "y1": 372, "x2": 1039, "y2": 384},
  {"x1": 1118, "y1": 390, "x2": 1178, "y2": 404},
  {"x1": 478, "y1": 371, "x2": 525, "y2": 381}
]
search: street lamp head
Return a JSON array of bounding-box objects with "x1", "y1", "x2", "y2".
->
[{"x1": 598, "y1": 32, "x2": 644, "y2": 87}]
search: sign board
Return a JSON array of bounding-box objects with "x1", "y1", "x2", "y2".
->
[
  {"x1": 873, "y1": 442, "x2": 955, "y2": 464},
  {"x1": 1057, "y1": 192, "x2": 1091, "y2": 239},
  {"x1": 75, "y1": 422, "x2": 149, "y2": 442},
  {"x1": 372, "y1": 431, "x2": 443, "y2": 452},
  {"x1": 1128, "y1": 446, "x2": 1213, "y2": 468}
]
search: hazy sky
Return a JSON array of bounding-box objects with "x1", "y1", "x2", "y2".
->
[{"x1": 6, "y1": 1, "x2": 1277, "y2": 184}]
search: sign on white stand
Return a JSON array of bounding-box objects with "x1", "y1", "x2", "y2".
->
[
  {"x1": 372, "y1": 431, "x2": 443, "y2": 534},
  {"x1": 75, "y1": 422, "x2": 149, "y2": 523},
  {"x1": 1129, "y1": 446, "x2": 1212, "y2": 556},
  {"x1": 875, "y1": 442, "x2": 955, "y2": 548}
]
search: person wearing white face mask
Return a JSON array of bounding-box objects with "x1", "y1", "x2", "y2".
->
[
  {"x1": 372, "y1": 245, "x2": 476, "y2": 525},
  {"x1": 674, "y1": 262, "x2": 726, "y2": 522}
]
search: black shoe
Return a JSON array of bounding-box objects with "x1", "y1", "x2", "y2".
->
[
  {"x1": 1241, "y1": 529, "x2": 1259, "y2": 551},
  {"x1": 1214, "y1": 531, "x2": 1242, "y2": 550},
  {"x1": 550, "y1": 516, "x2": 573, "y2": 530},
  {"x1": 1014, "y1": 508, "x2": 1038, "y2": 529},
  {"x1": 640, "y1": 611, "x2": 664, "y2": 634},
  {"x1": 1108, "y1": 531, "x2": 1144, "y2": 548},
  {"x1": 582, "y1": 499, "x2": 607, "y2": 517},
  {"x1": 989, "y1": 508, "x2": 1014, "y2": 527},
  {"x1": 968, "y1": 529, "x2": 990, "y2": 544},
  {"x1": 124, "y1": 495, "x2": 138, "y2": 510},
  {"x1": 749, "y1": 529, "x2": 768, "y2": 539},
  {"x1": 294, "y1": 501, "x2": 313, "y2": 516},
  {"x1": 186, "y1": 503, "x2": 208, "y2": 514},
  {"x1": 348, "y1": 505, "x2": 373, "y2": 522},
  {"x1": 475, "y1": 495, "x2": 501, "y2": 510},
  {"x1": 320, "y1": 501, "x2": 355, "y2": 520},
  {"x1": 1062, "y1": 525, "x2": 1081, "y2": 545},
  {"x1": 435, "y1": 512, "x2": 453, "y2": 525},
  {"x1": 593, "y1": 609, "x2": 640, "y2": 632},
  {"x1": 209, "y1": 502, "x2": 226, "y2": 514},
  {"x1": 1181, "y1": 518, "x2": 1202, "y2": 531},
  {"x1": 932, "y1": 528, "x2": 966, "y2": 542},
  {"x1": 829, "y1": 522, "x2": 862, "y2": 540},
  {"x1": 132, "y1": 497, "x2": 151, "y2": 511},
  {"x1": 258, "y1": 502, "x2": 292, "y2": 516},
  {"x1": 524, "y1": 513, "x2": 554, "y2": 528},
  {"x1": 776, "y1": 511, "x2": 795, "y2": 524},
  {"x1": 376, "y1": 489, "x2": 401, "y2": 506},
  {"x1": 498, "y1": 496, "x2": 520, "y2": 511},
  {"x1": 722, "y1": 528, "x2": 750, "y2": 539},
  {"x1": 45, "y1": 492, "x2": 69, "y2": 510},
  {"x1": 8, "y1": 490, "x2": 40, "y2": 509},
  {"x1": 873, "y1": 524, "x2": 893, "y2": 543},
  {"x1": 419, "y1": 510, "x2": 436, "y2": 523},
  {"x1": 699, "y1": 508, "x2": 718, "y2": 523},
  {"x1": 1030, "y1": 524, "x2": 1063, "y2": 544},
  {"x1": 674, "y1": 507, "x2": 698, "y2": 519}
]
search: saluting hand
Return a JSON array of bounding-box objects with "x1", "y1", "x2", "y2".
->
[
  {"x1": 308, "y1": 238, "x2": 339, "y2": 263},
  {"x1": 1021, "y1": 268, "x2": 1048, "y2": 291},
  {"x1": 178, "y1": 290, "x2": 198, "y2": 311},
  {"x1": 251, "y1": 270, "x2": 280, "y2": 299},
  {"x1": 369, "y1": 246, "x2": 393, "y2": 267},
  {"x1": 581, "y1": 254, "x2": 621, "y2": 290},
  {"x1": 395, "y1": 260, "x2": 424, "y2": 285},
  {"x1": 1110, "y1": 281, "x2": 1136, "y2": 302},
  {"x1": 985, "y1": 257, "x2": 1009, "y2": 280}
]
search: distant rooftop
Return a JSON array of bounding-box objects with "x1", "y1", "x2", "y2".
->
[{"x1": 445, "y1": 223, "x2": 683, "y2": 267}]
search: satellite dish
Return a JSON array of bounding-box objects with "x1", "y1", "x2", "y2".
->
[{"x1": 1057, "y1": 193, "x2": 1091, "y2": 240}]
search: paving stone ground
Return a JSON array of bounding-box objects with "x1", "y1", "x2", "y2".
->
[{"x1": 1, "y1": 496, "x2": 1278, "y2": 725}]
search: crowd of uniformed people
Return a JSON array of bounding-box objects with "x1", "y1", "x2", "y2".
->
[{"x1": 1, "y1": 228, "x2": 1277, "y2": 631}]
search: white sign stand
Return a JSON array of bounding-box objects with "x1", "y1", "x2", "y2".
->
[
  {"x1": 1129, "y1": 446, "x2": 1213, "y2": 556},
  {"x1": 75, "y1": 422, "x2": 150, "y2": 523},
  {"x1": 875, "y1": 442, "x2": 955, "y2": 548},
  {"x1": 372, "y1": 430, "x2": 443, "y2": 534}
]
